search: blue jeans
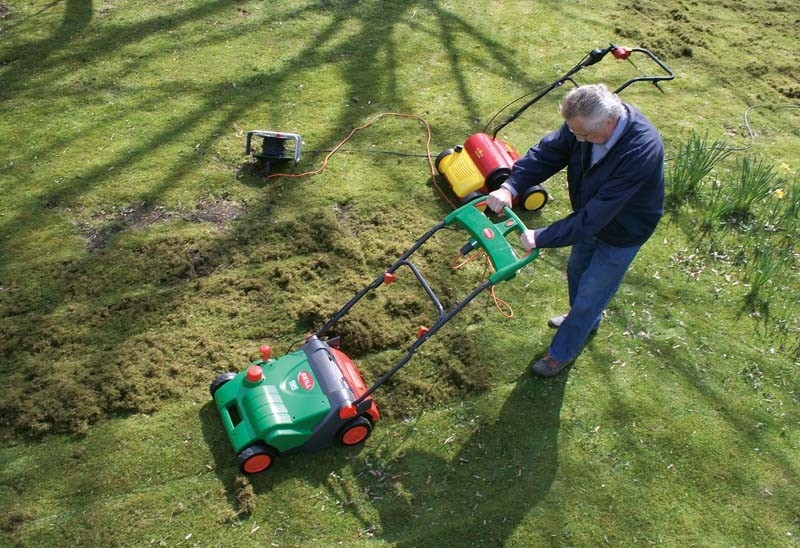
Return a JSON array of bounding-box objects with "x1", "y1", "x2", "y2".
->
[{"x1": 547, "y1": 238, "x2": 643, "y2": 362}]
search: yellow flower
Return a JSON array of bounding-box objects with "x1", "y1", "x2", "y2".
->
[
  {"x1": 774, "y1": 188, "x2": 785, "y2": 199},
  {"x1": 779, "y1": 162, "x2": 791, "y2": 175}
]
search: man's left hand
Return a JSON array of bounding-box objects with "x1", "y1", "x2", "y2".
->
[
  {"x1": 520, "y1": 229, "x2": 537, "y2": 251},
  {"x1": 486, "y1": 188, "x2": 513, "y2": 213}
]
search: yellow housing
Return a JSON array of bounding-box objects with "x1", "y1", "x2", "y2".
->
[{"x1": 437, "y1": 149, "x2": 485, "y2": 198}]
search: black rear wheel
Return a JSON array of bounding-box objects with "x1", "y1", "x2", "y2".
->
[
  {"x1": 435, "y1": 148, "x2": 455, "y2": 173},
  {"x1": 486, "y1": 168, "x2": 511, "y2": 192},
  {"x1": 337, "y1": 416, "x2": 373, "y2": 446},
  {"x1": 209, "y1": 372, "x2": 237, "y2": 398},
  {"x1": 238, "y1": 443, "x2": 278, "y2": 474},
  {"x1": 460, "y1": 191, "x2": 486, "y2": 205}
]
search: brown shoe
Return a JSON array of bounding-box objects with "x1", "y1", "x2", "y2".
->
[{"x1": 531, "y1": 353, "x2": 574, "y2": 377}]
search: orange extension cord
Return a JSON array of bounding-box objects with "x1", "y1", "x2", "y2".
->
[
  {"x1": 450, "y1": 249, "x2": 515, "y2": 319},
  {"x1": 266, "y1": 111, "x2": 516, "y2": 317},
  {"x1": 266, "y1": 112, "x2": 457, "y2": 209}
]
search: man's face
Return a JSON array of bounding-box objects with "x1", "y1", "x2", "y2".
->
[{"x1": 565, "y1": 115, "x2": 617, "y2": 144}]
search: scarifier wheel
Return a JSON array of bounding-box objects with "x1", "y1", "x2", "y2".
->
[
  {"x1": 209, "y1": 372, "x2": 237, "y2": 398},
  {"x1": 435, "y1": 148, "x2": 455, "y2": 173},
  {"x1": 337, "y1": 416, "x2": 373, "y2": 446},
  {"x1": 238, "y1": 443, "x2": 278, "y2": 474},
  {"x1": 522, "y1": 185, "x2": 549, "y2": 212},
  {"x1": 460, "y1": 191, "x2": 486, "y2": 205}
]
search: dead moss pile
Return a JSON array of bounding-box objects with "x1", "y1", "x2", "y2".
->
[
  {"x1": 233, "y1": 476, "x2": 257, "y2": 517},
  {"x1": 0, "y1": 197, "x2": 494, "y2": 439}
]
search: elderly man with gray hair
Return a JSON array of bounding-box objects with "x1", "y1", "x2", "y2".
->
[{"x1": 487, "y1": 84, "x2": 664, "y2": 377}]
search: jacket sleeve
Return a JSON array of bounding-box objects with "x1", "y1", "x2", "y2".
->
[
  {"x1": 504, "y1": 125, "x2": 572, "y2": 196},
  {"x1": 534, "y1": 138, "x2": 663, "y2": 249}
]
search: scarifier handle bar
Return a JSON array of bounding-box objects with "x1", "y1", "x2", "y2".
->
[
  {"x1": 491, "y1": 77, "x2": 576, "y2": 139},
  {"x1": 610, "y1": 46, "x2": 675, "y2": 93},
  {"x1": 443, "y1": 197, "x2": 539, "y2": 284},
  {"x1": 315, "y1": 197, "x2": 539, "y2": 406},
  {"x1": 491, "y1": 44, "x2": 675, "y2": 138}
]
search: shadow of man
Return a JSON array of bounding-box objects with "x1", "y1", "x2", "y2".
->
[
  {"x1": 370, "y1": 372, "x2": 569, "y2": 547},
  {"x1": 199, "y1": 369, "x2": 567, "y2": 544}
]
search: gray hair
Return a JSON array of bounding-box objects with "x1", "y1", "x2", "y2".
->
[{"x1": 559, "y1": 84, "x2": 625, "y2": 130}]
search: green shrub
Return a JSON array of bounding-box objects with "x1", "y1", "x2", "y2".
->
[
  {"x1": 666, "y1": 130, "x2": 732, "y2": 207},
  {"x1": 725, "y1": 157, "x2": 782, "y2": 221}
]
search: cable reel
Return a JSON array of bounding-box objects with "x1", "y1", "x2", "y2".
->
[{"x1": 245, "y1": 131, "x2": 303, "y2": 175}]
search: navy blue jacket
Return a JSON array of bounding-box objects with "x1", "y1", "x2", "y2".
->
[{"x1": 505, "y1": 104, "x2": 664, "y2": 248}]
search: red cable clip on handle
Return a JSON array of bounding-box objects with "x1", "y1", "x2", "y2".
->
[{"x1": 611, "y1": 45, "x2": 632, "y2": 60}]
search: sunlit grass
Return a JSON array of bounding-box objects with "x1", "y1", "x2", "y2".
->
[{"x1": 1, "y1": 0, "x2": 799, "y2": 546}]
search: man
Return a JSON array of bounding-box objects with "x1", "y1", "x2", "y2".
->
[{"x1": 486, "y1": 84, "x2": 664, "y2": 377}]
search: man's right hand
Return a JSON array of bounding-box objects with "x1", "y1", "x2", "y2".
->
[{"x1": 486, "y1": 188, "x2": 513, "y2": 213}]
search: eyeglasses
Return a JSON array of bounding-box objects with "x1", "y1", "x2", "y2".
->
[
  {"x1": 567, "y1": 126, "x2": 592, "y2": 138},
  {"x1": 566, "y1": 117, "x2": 611, "y2": 139}
]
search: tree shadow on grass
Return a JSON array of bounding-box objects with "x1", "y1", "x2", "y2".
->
[
  {"x1": 0, "y1": 13, "x2": 601, "y2": 544},
  {"x1": 0, "y1": 0, "x2": 564, "y2": 439},
  {"x1": 0, "y1": 0, "x2": 235, "y2": 100},
  {"x1": 14, "y1": 1, "x2": 789, "y2": 541},
  {"x1": 577, "y1": 263, "x2": 800, "y2": 540},
  {"x1": 2, "y1": 0, "x2": 546, "y2": 222}
]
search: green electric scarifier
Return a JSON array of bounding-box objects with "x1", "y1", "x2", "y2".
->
[{"x1": 209, "y1": 197, "x2": 539, "y2": 474}]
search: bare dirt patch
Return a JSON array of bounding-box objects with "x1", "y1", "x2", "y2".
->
[{"x1": 78, "y1": 197, "x2": 244, "y2": 250}]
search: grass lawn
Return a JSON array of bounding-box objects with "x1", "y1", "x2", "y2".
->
[{"x1": 1, "y1": 0, "x2": 798, "y2": 546}]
